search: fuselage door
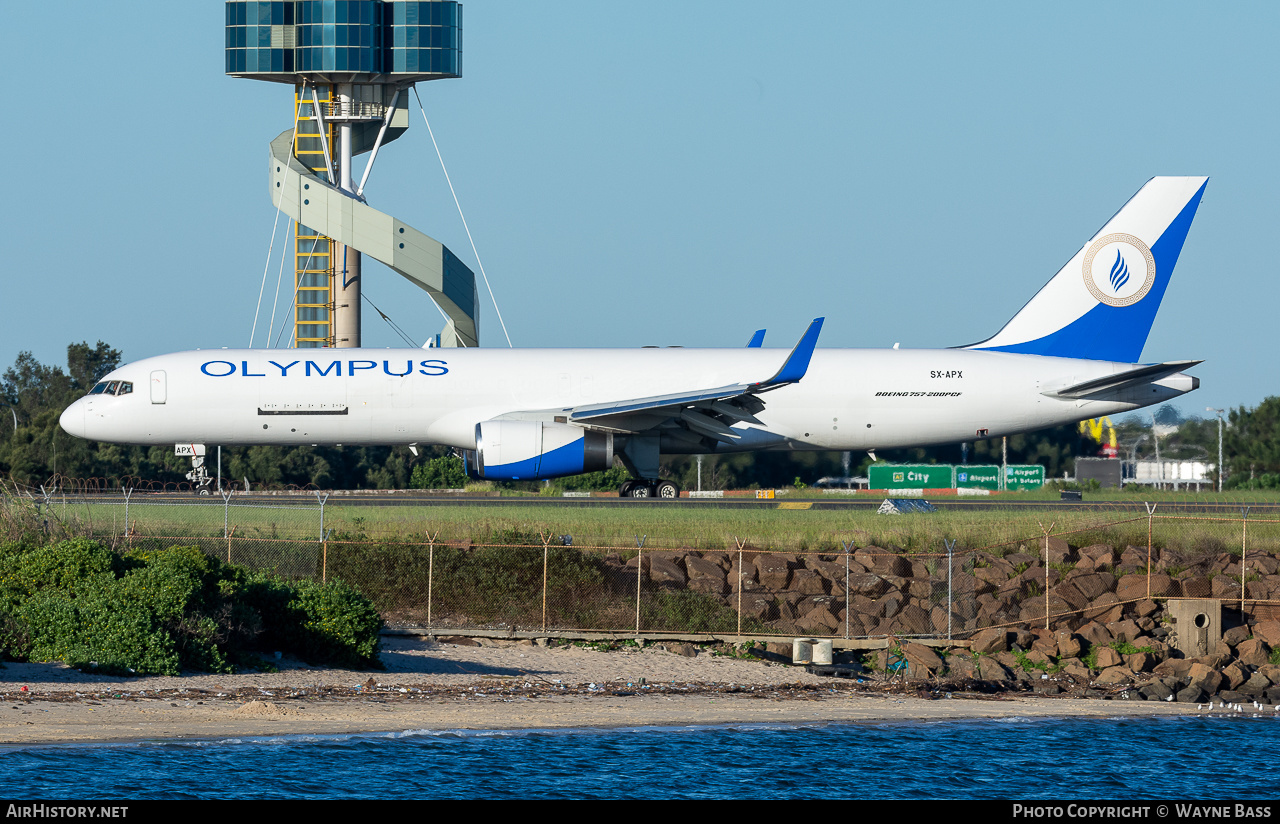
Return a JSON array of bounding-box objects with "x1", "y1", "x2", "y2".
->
[{"x1": 150, "y1": 370, "x2": 167, "y2": 404}]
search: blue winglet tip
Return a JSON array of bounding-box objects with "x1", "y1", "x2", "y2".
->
[
  {"x1": 768, "y1": 317, "x2": 824, "y2": 385},
  {"x1": 747, "y1": 330, "x2": 766, "y2": 348}
]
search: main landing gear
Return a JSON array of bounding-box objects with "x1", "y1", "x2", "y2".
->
[{"x1": 619, "y1": 480, "x2": 680, "y2": 499}]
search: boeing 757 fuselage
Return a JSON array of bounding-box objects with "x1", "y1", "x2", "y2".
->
[{"x1": 60, "y1": 177, "x2": 1209, "y2": 497}]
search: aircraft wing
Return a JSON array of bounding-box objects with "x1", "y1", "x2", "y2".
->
[
  {"x1": 568, "y1": 318, "x2": 823, "y2": 441},
  {"x1": 498, "y1": 318, "x2": 823, "y2": 443}
]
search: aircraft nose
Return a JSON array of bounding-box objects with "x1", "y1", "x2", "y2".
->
[{"x1": 59, "y1": 401, "x2": 85, "y2": 439}]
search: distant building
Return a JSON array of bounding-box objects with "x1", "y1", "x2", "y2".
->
[
  {"x1": 814, "y1": 476, "x2": 868, "y2": 490},
  {"x1": 1123, "y1": 459, "x2": 1213, "y2": 491}
]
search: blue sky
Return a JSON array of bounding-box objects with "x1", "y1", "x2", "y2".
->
[{"x1": 2, "y1": 2, "x2": 1275, "y2": 419}]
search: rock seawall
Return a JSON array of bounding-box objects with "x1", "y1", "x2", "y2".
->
[{"x1": 620, "y1": 539, "x2": 1280, "y2": 703}]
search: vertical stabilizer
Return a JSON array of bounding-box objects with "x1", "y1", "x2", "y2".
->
[{"x1": 965, "y1": 176, "x2": 1207, "y2": 362}]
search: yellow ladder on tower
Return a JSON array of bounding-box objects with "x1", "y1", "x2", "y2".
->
[{"x1": 292, "y1": 85, "x2": 335, "y2": 348}]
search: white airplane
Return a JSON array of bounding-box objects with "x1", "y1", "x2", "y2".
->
[{"x1": 61, "y1": 176, "x2": 1207, "y2": 497}]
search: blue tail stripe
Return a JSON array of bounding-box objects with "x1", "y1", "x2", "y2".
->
[{"x1": 977, "y1": 180, "x2": 1206, "y2": 362}]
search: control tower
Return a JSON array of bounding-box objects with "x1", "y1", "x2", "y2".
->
[{"x1": 226, "y1": 0, "x2": 478, "y2": 348}]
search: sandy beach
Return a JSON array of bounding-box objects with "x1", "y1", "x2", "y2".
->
[{"x1": 0, "y1": 637, "x2": 1195, "y2": 746}]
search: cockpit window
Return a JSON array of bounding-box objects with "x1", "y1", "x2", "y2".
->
[{"x1": 88, "y1": 381, "x2": 132, "y2": 396}]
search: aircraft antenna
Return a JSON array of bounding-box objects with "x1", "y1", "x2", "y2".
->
[{"x1": 414, "y1": 87, "x2": 513, "y2": 348}]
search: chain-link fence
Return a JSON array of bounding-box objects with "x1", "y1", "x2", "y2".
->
[{"x1": 4, "y1": 491, "x2": 1279, "y2": 639}]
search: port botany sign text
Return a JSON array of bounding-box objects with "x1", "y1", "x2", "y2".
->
[{"x1": 1005, "y1": 464, "x2": 1046, "y2": 491}]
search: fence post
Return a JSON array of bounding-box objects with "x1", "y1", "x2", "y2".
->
[
  {"x1": 1144, "y1": 502, "x2": 1157, "y2": 600},
  {"x1": 1038, "y1": 520, "x2": 1055, "y2": 630},
  {"x1": 842, "y1": 539, "x2": 855, "y2": 640},
  {"x1": 122, "y1": 486, "x2": 132, "y2": 539},
  {"x1": 634, "y1": 535, "x2": 646, "y2": 635},
  {"x1": 735, "y1": 536, "x2": 747, "y2": 638},
  {"x1": 221, "y1": 488, "x2": 232, "y2": 540},
  {"x1": 314, "y1": 491, "x2": 328, "y2": 541},
  {"x1": 944, "y1": 539, "x2": 956, "y2": 642},
  {"x1": 1241, "y1": 505, "x2": 1251, "y2": 618},
  {"x1": 322, "y1": 528, "x2": 332, "y2": 583},
  {"x1": 36, "y1": 486, "x2": 51, "y2": 536},
  {"x1": 426, "y1": 530, "x2": 438, "y2": 631},
  {"x1": 539, "y1": 532, "x2": 551, "y2": 633}
]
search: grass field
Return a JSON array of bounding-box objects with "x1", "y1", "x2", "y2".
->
[{"x1": 13, "y1": 492, "x2": 1280, "y2": 558}]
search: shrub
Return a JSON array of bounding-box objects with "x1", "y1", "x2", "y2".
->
[
  {"x1": 557, "y1": 465, "x2": 631, "y2": 492},
  {"x1": 286, "y1": 579, "x2": 383, "y2": 668},
  {"x1": 0, "y1": 538, "x2": 384, "y2": 675},
  {"x1": 410, "y1": 455, "x2": 467, "y2": 489},
  {"x1": 640, "y1": 589, "x2": 765, "y2": 634},
  {"x1": 428, "y1": 540, "x2": 607, "y2": 626},
  {"x1": 21, "y1": 582, "x2": 182, "y2": 675}
]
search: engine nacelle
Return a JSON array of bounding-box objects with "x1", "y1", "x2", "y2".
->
[{"x1": 462, "y1": 420, "x2": 613, "y2": 481}]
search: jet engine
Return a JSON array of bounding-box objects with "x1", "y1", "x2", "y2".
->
[{"x1": 463, "y1": 420, "x2": 613, "y2": 481}]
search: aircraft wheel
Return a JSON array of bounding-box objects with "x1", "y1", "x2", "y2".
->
[
  {"x1": 628, "y1": 483, "x2": 652, "y2": 498},
  {"x1": 619, "y1": 480, "x2": 635, "y2": 497},
  {"x1": 197, "y1": 489, "x2": 211, "y2": 497},
  {"x1": 655, "y1": 481, "x2": 679, "y2": 499}
]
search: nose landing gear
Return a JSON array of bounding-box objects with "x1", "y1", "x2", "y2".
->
[{"x1": 186, "y1": 456, "x2": 213, "y2": 495}]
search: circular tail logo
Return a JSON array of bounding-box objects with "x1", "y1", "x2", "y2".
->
[{"x1": 1083, "y1": 234, "x2": 1155, "y2": 307}]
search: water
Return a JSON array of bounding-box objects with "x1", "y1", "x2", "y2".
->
[{"x1": 2, "y1": 715, "x2": 1277, "y2": 799}]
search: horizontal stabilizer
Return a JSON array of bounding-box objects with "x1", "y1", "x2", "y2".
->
[{"x1": 1043, "y1": 360, "x2": 1202, "y2": 399}]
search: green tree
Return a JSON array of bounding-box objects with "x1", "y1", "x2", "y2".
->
[
  {"x1": 409, "y1": 455, "x2": 467, "y2": 489},
  {"x1": 65, "y1": 342, "x2": 121, "y2": 393},
  {"x1": 1227, "y1": 397, "x2": 1280, "y2": 479}
]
